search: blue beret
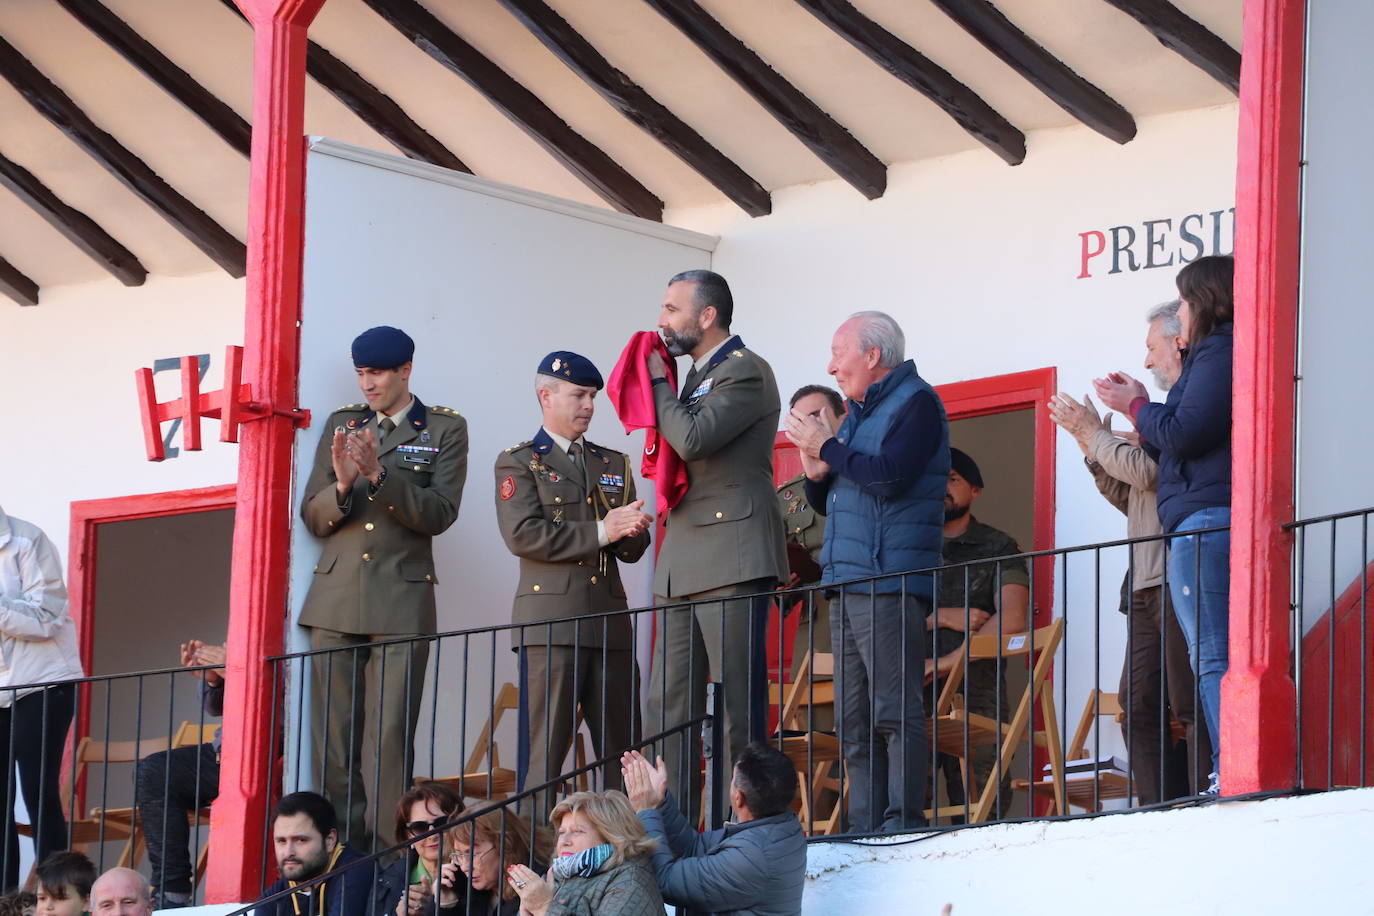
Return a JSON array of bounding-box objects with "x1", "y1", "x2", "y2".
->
[
  {"x1": 950, "y1": 447, "x2": 984, "y2": 488},
  {"x1": 537, "y1": 351, "x2": 603, "y2": 390},
  {"x1": 351, "y1": 326, "x2": 414, "y2": 369}
]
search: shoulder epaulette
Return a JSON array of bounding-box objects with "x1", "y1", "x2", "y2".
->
[
  {"x1": 334, "y1": 403, "x2": 368, "y2": 412},
  {"x1": 429, "y1": 405, "x2": 462, "y2": 417},
  {"x1": 504, "y1": 439, "x2": 534, "y2": 454}
]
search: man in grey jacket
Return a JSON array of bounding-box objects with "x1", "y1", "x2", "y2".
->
[
  {"x1": 1049, "y1": 300, "x2": 1210, "y2": 801},
  {"x1": 622, "y1": 743, "x2": 806, "y2": 916}
]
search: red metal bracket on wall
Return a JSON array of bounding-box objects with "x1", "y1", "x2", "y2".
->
[{"x1": 135, "y1": 345, "x2": 310, "y2": 460}]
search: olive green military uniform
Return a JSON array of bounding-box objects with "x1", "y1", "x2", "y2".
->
[
  {"x1": 298, "y1": 397, "x2": 468, "y2": 851},
  {"x1": 776, "y1": 472, "x2": 831, "y2": 669},
  {"x1": 494, "y1": 429, "x2": 649, "y2": 814},
  {"x1": 646, "y1": 335, "x2": 788, "y2": 820},
  {"x1": 931, "y1": 517, "x2": 1029, "y2": 818}
]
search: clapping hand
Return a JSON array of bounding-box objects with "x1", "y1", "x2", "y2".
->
[
  {"x1": 345, "y1": 428, "x2": 383, "y2": 482},
  {"x1": 620, "y1": 750, "x2": 668, "y2": 812},
  {"x1": 1091, "y1": 371, "x2": 1148, "y2": 414},
  {"x1": 331, "y1": 428, "x2": 359, "y2": 495},
  {"x1": 604, "y1": 500, "x2": 653, "y2": 541},
  {"x1": 395, "y1": 876, "x2": 433, "y2": 916},
  {"x1": 506, "y1": 864, "x2": 553, "y2": 916},
  {"x1": 181, "y1": 640, "x2": 226, "y2": 686}
]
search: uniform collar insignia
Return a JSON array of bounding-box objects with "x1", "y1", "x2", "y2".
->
[
  {"x1": 706, "y1": 335, "x2": 744, "y2": 372},
  {"x1": 407, "y1": 397, "x2": 429, "y2": 431},
  {"x1": 532, "y1": 427, "x2": 554, "y2": 454}
]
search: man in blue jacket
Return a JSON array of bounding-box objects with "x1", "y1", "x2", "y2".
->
[
  {"x1": 622, "y1": 744, "x2": 806, "y2": 916},
  {"x1": 785, "y1": 311, "x2": 949, "y2": 833},
  {"x1": 257, "y1": 792, "x2": 373, "y2": 916}
]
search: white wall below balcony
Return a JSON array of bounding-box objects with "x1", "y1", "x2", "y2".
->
[{"x1": 802, "y1": 788, "x2": 1373, "y2": 915}]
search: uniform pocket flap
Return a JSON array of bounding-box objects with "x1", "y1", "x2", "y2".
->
[
  {"x1": 518, "y1": 569, "x2": 570, "y2": 596},
  {"x1": 313, "y1": 554, "x2": 338, "y2": 574},
  {"x1": 401, "y1": 561, "x2": 436, "y2": 584},
  {"x1": 682, "y1": 491, "x2": 753, "y2": 525}
]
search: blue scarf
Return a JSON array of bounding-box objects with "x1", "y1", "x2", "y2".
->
[{"x1": 551, "y1": 844, "x2": 613, "y2": 880}]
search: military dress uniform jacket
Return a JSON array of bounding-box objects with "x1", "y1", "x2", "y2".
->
[
  {"x1": 299, "y1": 397, "x2": 468, "y2": 636},
  {"x1": 652, "y1": 336, "x2": 788, "y2": 598},
  {"x1": 777, "y1": 472, "x2": 824, "y2": 570},
  {"x1": 495, "y1": 430, "x2": 650, "y2": 650}
]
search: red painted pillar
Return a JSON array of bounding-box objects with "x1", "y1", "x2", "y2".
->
[
  {"x1": 1223, "y1": 0, "x2": 1305, "y2": 795},
  {"x1": 207, "y1": 0, "x2": 327, "y2": 902}
]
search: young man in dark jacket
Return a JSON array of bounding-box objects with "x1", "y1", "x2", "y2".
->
[
  {"x1": 258, "y1": 792, "x2": 373, "y2": 916},
  {"x1": 622, "y1": 744, "x2": 806, "y2": 916}
]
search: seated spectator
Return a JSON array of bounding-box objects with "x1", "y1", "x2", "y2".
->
[
  {"x1": 0, "y1": 889, "x2": 34, "y2": 916},
  {"x1": 136, "y1": 638, "x2": 225, "y2": 909},
  {"x1": 374, "y1": 782, "x2": 464, "y2": 916},
  {"x1": 259, "y1": 791, "x2": 372, "y2": 916},
  {"x1": 928, "y1": 449, "x2": 1030, "y2": 818},
  {"x1": 443, "y1": 805, "x2": 551, "y2": 916},
  {"x1": 34, "y1": 852, "x2": 95, "y2": 916},
  {"x1": 505, "y1": 791, "x2": 662, "y2": 916},
  {"x1": 90, "y1": 867, "x2": 152, "y2": 916},
  {"x1": 621, "y1": 744, "x2": 806, "y2": 916}
]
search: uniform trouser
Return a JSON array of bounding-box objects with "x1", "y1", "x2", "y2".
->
[
  {"x1": 0, "y1": 682, "x2": 74, "y2": 891},
  {"x1": 1120, "y1": 584, "x2": 1212, "y2": 802},
  {"x1": 933, "y1": 662, "x2": 1014, "y2": 819},
  {"x1": 136, "y1": 742, "x2": 220, "y2": 895},
  {"x1": 647, "y1": 579, "x2": 772, "y2": 823},
  {"x1": 308, "y1": 627, "x2": 430, "y2": 854},
  {"x1": 517, "y1": 645, "x2": 639, "y2": 818},
  {"x1": 832, "y1": 592, "x2": 929, "y2": 833}
]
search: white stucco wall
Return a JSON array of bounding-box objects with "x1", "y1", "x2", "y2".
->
[{"x1": 802, "y1": 788, "x2": 1374, "y2": 915}]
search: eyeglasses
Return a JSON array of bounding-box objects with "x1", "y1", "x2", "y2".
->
[
  {"x1": 405, "y1": 819, "x2": 446, "y2": 835},
  {"x1": 451, "y1": 845, "x2": 496, "y2": 862}
]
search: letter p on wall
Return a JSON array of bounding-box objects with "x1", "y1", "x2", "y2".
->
[{"x1": 1077, "y1": 231, "x2": 1105, "y2": 279}]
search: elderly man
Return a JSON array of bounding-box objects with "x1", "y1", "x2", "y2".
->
[
  {"x1": 623, "y1": 744, "x2": 806, "y2": 916},
  {"x1": 495, "y1": 351, "x2": 653, "y2": 815},
  {"x1": 645, "y1": 270, "x2": 789, "y2": 822},
  {"x1": 258, "y1": 792, "x2": 371, "y2": 916},
  {"x1": 298, "y1": 326, "x2": 468, "y2": 850},
  {"x1": 786, "y1": 311, "x2": 949, "y2": 833},
  {"x1": 90, "y1": 868, "x2": 153, "y2": 916},
  {"x1": 1049, "y1": 300, "x2": 1210, "y2": 802}
]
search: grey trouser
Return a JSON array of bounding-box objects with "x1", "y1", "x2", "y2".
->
[
  {"x1": 647, "y1": 579, "x2": 771, "y2": 823},
  {"x1": 308, "y1": 627, "x2": 429, "y2": 854},
  {"x1": 832, "y1": 591, "x2": 929, "y2": 833}
]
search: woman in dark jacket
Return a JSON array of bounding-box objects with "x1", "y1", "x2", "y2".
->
[
  {"x1": 506, "y1": 791, "x2": 662, "y2": 916},
  {"x1": 375, "y1": 781, "x2": 464, "y2": 916},
  {"x1": 443, "y1": 805, "x2": 551, "y2": 916},
  {"x1": 1095, "y1": 254, "x2": 1234, "y2": 794}
]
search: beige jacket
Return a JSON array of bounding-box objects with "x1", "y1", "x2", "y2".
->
[
  {"x1": 651, "y1": 337, "x2": 788, "y2": 598},
  {"x1": 1085, "y1": 428, "x2": 1163, "y2": 590}
]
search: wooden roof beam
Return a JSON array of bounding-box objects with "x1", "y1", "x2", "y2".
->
[
  {"x1": 1101, "y1": 0, "x2": 1241, "y2": 94},
  {"x1": 0, "y1": 254, "x2": 39, "y2": 306},
  {"x1": 0, "y1": 152, "x2": 147, "y2": 286},
  {"x1": 931, "y1": 0, "x2": 1137, "y2": 145},
  {"x1": 361, "y1": 0, "x2": 664, "y2": 221},
  {"x1": 496, "y1": 0, "x2": 771, "y2": 217},
  {"x1": 56, "y1": 0, "x2": 252, "y2": 157},
  {"x1": 643, "y1": 0, "x2": 887, "y2": 198},
  {"x1": 0, "y1": 35, "x2": 246, "y2": 276},
  {"x1": 794, "y1": 0, "x2": 1025, "y2": 166},
  {"x1": 216, "y1": 0, "x2": 471, "y2": 173}
]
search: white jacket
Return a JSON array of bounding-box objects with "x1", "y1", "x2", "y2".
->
[{"x1": 0, "y1": 506, "x2": 84, "y2": 706}]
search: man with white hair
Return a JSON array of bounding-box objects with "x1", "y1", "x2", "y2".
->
[
  {"x1": 90, "y1": 867, "x2": 153, "y2": 916},
  {"x1": 785, "y1": 311, "x2": 950, "y2": 833}
]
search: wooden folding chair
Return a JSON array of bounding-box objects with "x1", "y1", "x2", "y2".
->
[
  {"x1": 771, "y1": 651, "x2": 844, "y2": 835},
  {"x1": 108, "y1": 722, "x2": 222, "y2": 873},
  {"x1": 925, "y1": 619, "x2": 1067, "y2": 823},
  {"x1": 1012, "y1": 690, "x2": 1132, "y2": 812}
]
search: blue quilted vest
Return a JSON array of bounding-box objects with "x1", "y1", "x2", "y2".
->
[{"x1": 820, "y1": 360, "x2": 949, "y2": 597}]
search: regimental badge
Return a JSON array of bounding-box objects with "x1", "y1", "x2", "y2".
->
[
  {"x1": 499, "y1": 476, "x2": 516, "y2": 500},
  {"x1": 552, "y1": 358, "x2": 562, "y2": 372},
  {"x1": 782, "y1": 489, "x2": 794, "y2": 500},
  {"x1": 421, "y1": 430, "x2": 431, "y2": 444},
  {"x1": 346, "y1": 417, "x2": 364, "y2": 429},
  {"x1": 553, "y1": 507, "x2": 564, "y2": 524},
  {"x1": 528, "y1": 458, "x2": 559, "y2": 483}
]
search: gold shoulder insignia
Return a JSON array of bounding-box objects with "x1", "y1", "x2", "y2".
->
[
  {"x1": 731, "y1": 349, "x2": 745, "y2": 358},
  {"x1": 430, "y1": 405, "x2": 461, "y2": 416},
  {"x1": 335, "y1": 403, "x2": 367, "y2": 412},
  {"x1": 505, "y1": 439, "x2": 534, "y2": 454}
]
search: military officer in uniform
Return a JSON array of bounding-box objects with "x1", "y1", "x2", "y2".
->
[
  {"x1": 495, "y1": 351, "x2": 653, "y2": 816},
  {"x1": 776, "y1": 385, "x2": 845, "y2": 689},
  {"x1": 644, "y1": 269, "x2": 788, "y2": 820},
  {"x1": 298, "y1": 326, "x2": 468, "y2": 852}
]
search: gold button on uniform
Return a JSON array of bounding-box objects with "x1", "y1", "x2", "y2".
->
[
  {"x1": 590, "y1": 576, "x2": 598, "y2": 585},
  {"x1": 586, "y1": 497, "x2": 592, "y2": 504},
  {"x1": 715, "y1": 511, "x2": 724, "y2": 519},
  {"x1": 365, "y1": 522, "x2": 374, "y2": 531},
  {"x1": 554, "y1": 496, "x2": 562, "y2": 503},
  {"x1": 533, "y1": 585, "x2": 541, "y2": 592},
  {"x1": 362, "y1": 553, "x2": 371, "y2": 561},
  {"x1": 425, "y1": 574, "x2": 433, "y2": 582},
  {"x1": 577, "y1": 560, "x2": 584, "y2": 566}
]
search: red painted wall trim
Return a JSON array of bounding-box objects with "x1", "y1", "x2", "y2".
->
[
  {"x1": 208, "y1": 0, "x2": 327, "y2": 902},
  {"x1": 1224, "y1": 0, "x2": 1305, "y2": 794}
]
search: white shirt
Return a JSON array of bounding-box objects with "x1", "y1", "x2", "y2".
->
[
  {"x1": 543, "y1": 428, "x2": 610, "y2": 548},
  {"x1": 375, "y1": 398, "x2": 414, "y2": 437},
  {"x1": 691, "y1": 336, "x2": 732, "y2": 373}
]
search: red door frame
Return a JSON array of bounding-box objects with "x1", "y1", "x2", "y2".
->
[{"x1": 67, "y1": 484, "x2": 237, "y2": 743}]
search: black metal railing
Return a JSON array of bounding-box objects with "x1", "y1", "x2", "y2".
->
[{"x1": 1288, "y1": 506, "x2": 1374, "y2": 791}]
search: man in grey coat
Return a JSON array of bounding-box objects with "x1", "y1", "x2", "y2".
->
[
  {"x1": 622, "y1": 743, "x2": 806, "y2": 916},
  {"x1": 644, "y1": 270, "x2": 789, "y2": 821}
]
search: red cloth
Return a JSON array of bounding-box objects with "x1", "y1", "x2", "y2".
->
[{"x1": 607, "y1": 331, "x2": 689, "y2": 517}]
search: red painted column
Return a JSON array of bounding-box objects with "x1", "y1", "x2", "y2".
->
[
  {"x1": 207, "y1": 0, "x2": 327, "y2": 902},
  {"x1": 1223, "y1": 0, "x2": 1305, "y2": 795}
]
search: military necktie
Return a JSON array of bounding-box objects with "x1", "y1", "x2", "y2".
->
[
  {"x1": 378, "y1": 416, "x2": 396, "y2": 443},
  {"x1": 568, "y1": 441, "x2": 586, "y2": 488}
]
